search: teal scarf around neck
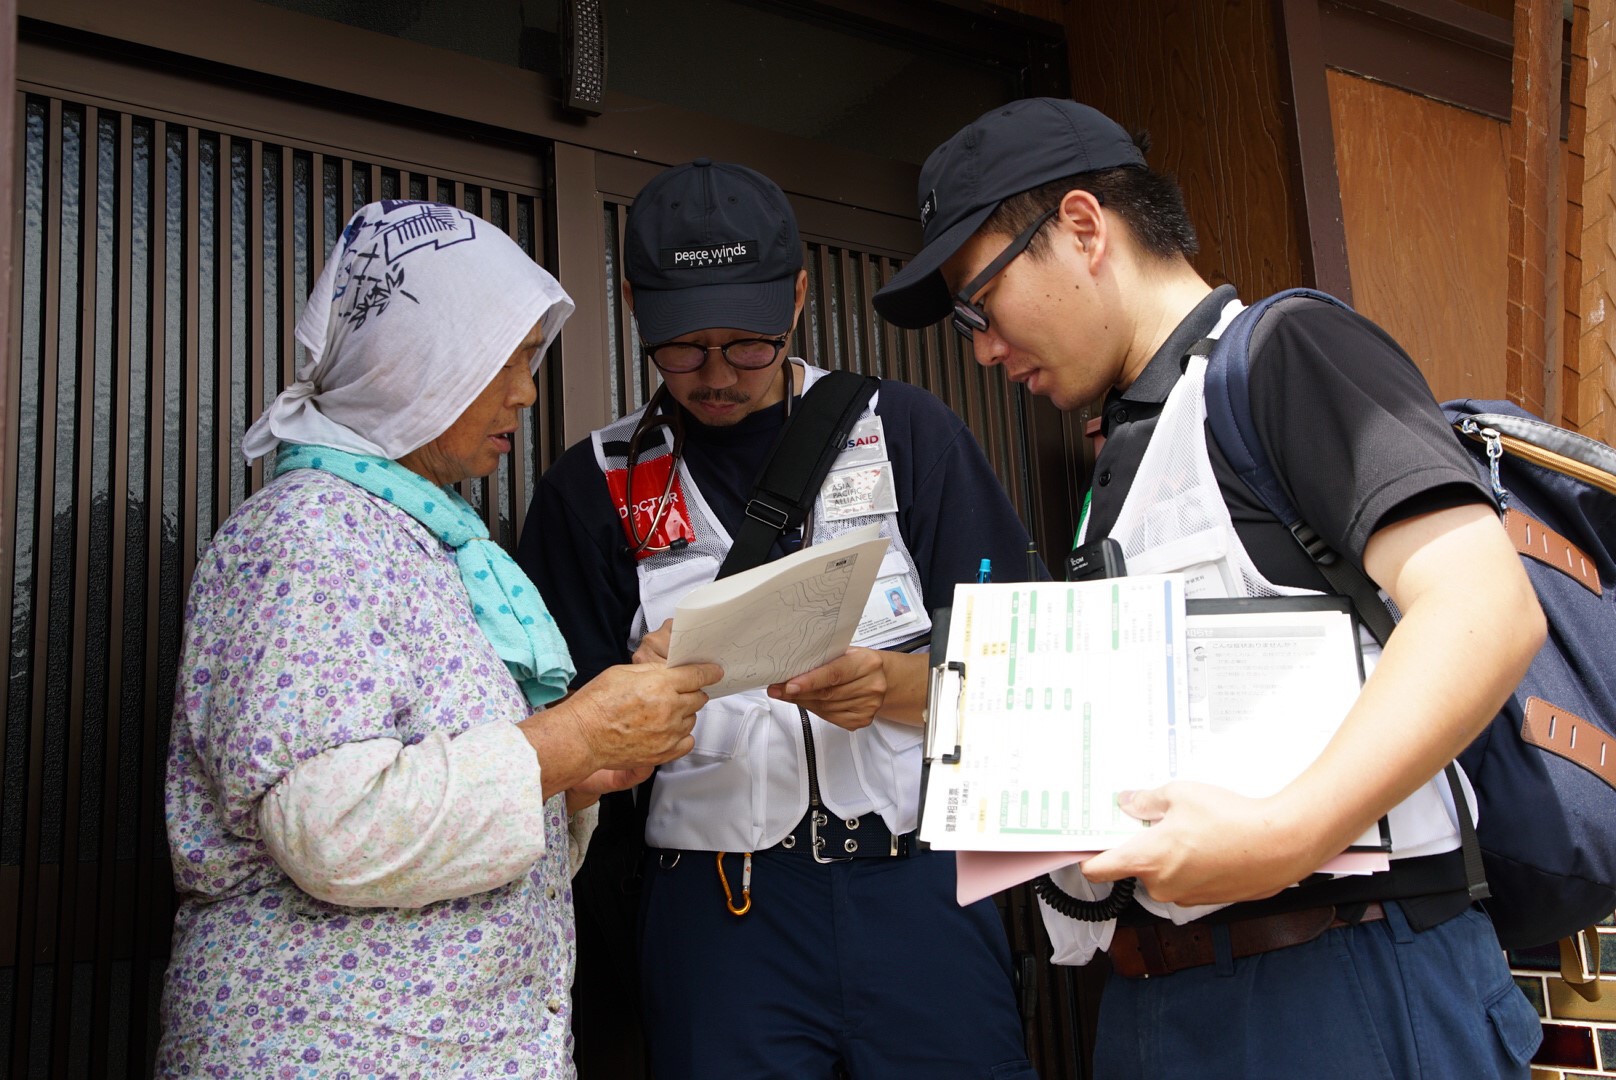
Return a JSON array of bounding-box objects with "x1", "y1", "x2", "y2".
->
[{"x1": 275, "y1": 444, "x2": 575, "y2": 708}]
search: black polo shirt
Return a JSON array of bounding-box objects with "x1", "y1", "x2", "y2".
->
[
  {"x1": 1089, "y1": 285, "x2": 1495, "y2": 926},
  {"x1": 1087, "y1": 285, "x2": 1491, "y2": 588}
]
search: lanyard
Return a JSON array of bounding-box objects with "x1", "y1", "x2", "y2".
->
[{"x1": 1072, "y1": 489, "x2": 1092, "y2": 550}]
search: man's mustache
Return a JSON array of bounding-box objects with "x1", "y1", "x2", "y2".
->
[{"x1": 686, "y1": 387, "x2": 750, "y2": 404}]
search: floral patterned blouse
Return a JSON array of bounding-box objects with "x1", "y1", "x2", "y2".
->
[{"x1": 159, "y1": 470, "x2": 585, "y2": 1078}]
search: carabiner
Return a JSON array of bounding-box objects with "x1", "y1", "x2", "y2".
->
[
  {"x1": 1459, "y1": 418, "x2": 1510, "y2": 509},
  {"x1": 717, "y1": 851, "x2": 752, "y2": 916}
]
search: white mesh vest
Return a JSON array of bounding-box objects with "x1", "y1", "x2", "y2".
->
[
  {"x1": 1043, "y1": 300, "x2": 1470, "y2": 964},
  {"x1": 591, "y1": 361, "x2": 931, "y2": 851}
]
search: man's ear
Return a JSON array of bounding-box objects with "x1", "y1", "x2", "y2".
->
[
  {"x1": 622, "y1": 279, "x2": 635, "y2": 313},
  {"x1": 791, "y1": 269, "x2": 808, "y2": 326},
  {"x1": 1057, "y1": 189, "x2": 1106, "y2": 265}
]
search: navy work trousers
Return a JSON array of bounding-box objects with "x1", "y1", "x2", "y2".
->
[
  {"x1": 1092, "y1": 903, "x2": 1541, "y2": 1079},
  {"x1": 639, "y1": 845, "x2": 1038, "y2": 1080}
]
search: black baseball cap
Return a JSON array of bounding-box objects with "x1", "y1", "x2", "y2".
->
[
  {"x1": 872, "y1": 98, "x2": 1145, "y2": 329},
  {"x1": 623, "y1": 159, "x2": 803, "y2": 343}
]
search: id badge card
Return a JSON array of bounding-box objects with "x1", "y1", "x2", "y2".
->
[
  {"x1": 853, "y1": 573, "x2": 920, "y2": 643},
  {"x1": 837, "y1": 415, "x2": 888, "y2": 467},
  {"x1": 821, "y1": 461, "x2": 899, "y2": 521}
]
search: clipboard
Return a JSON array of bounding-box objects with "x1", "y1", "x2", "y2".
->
[
  {"x1": 915, "y1": 603, "x2": 955, "y2": 853},
  {"x1": 918, "y1": 581, "x2": 1392, "y2": 854}
]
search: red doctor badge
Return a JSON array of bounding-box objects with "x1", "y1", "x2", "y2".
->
[{"x1": 604, "y1": 456, "x2": 696, "y2": 559}]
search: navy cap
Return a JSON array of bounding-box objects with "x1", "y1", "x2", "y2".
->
[
  {"x1": 623, "y1": 159, "x2": 803, "y2": 343},
  {"x1": 873, "y1": 98, "x2": 1145, "y2": 329}
]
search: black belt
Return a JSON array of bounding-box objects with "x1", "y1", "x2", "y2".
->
[{"x1": 765, "y1": 809, "x2": 917, "y2": 860}]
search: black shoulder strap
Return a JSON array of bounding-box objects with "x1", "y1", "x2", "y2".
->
[{"x1": 717, "y1": 369, "x2": 879, "y2": 580}]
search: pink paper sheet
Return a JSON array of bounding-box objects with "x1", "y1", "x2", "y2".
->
[{"x1": 954, "y1": 849, "x2": 1390, "y2": 906}]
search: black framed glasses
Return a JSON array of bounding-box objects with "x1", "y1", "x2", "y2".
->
[
  {"x1": 951, "y1": 206, "x2": 1061, "y2": 338},
  {"x1": 644, "y1": 336, "x2": 788, "y2": 374}
]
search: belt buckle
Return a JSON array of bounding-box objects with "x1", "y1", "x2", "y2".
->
[
  {"x1": 810, "y1": 810, "x2": 851, "y2": 864},
  {"x1": 1105, "y1": 926, "x2": 1153, "y2": 979}
]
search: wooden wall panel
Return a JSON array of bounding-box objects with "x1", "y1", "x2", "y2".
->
[
  {"x1": 1327, "y1": 70, "x2": 1509, "y2": 402},
  {"x1": 1061, "y1": 0, "x2": 1303, "y2": 301}
]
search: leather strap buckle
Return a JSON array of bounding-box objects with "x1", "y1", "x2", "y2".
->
[{"x1": 744, "y1": 497, "x2": 791, "y2": 531}]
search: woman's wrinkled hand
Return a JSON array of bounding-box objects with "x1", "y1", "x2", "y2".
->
[
  {"x1": 566, "y1": 765, "x2": 654, "y2": 815},
  {"x1": 552, "y1": 660, "x2": 722, "y2": 771},
  {"x1": 527, "y1": 660, "x2": 720, "y2": 802}
]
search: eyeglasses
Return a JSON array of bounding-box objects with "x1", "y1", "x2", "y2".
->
[
  {"x1": 951, "y1": 206, "x2": 1061, "y2": 339},
  {"x1": 644, "y1": 336, "x2": 788, "y2": 374}
]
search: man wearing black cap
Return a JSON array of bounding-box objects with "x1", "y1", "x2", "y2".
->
[
  {"x1": 874, "y1": 99, "x2": 1544, "y2": 1078},
  {"x1": 520, "y1": 159, "x2": 1038, "y2": 1079}
]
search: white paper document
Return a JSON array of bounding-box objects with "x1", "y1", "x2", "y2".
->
[
  {"x1": 668, "y1": 525, "x2": 890, "y2": 698},
  {"x1": 1177, "y1": 598, "x2": 1369, "y2": 802},
  {"x1": 920, "y1": 578, "x2": 1381, "y2": 857}
]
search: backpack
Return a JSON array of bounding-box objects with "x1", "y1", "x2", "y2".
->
[{"x1": 1198, "y1": 287, "x2": 1616, "y2": 953}]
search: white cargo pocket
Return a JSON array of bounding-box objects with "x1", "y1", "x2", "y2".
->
[
  {"x1": 850, "y1": 717, "x2": 923, "y2": 812},
  {"x1": 635, "y1": 555, "x2": 721, "y2": 644},
  {"x1": 688, "y1": 696, "x2": 761, "y2": 760},
  {"x1": 869, "y1": 715, "x2": 923, "y2": 754}
]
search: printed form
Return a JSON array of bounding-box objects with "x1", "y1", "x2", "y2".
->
[{"x1": 922, "y1": 575, "x2": 1189, "y2": 851}]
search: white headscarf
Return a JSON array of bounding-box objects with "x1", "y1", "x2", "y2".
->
[{"x1": 243, "y1": 201, "x2": 574, "y2": 462}]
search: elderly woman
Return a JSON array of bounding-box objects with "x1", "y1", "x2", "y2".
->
[{"x1": 157, "y1": 201, "x2": 719, "y2": 1077}]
